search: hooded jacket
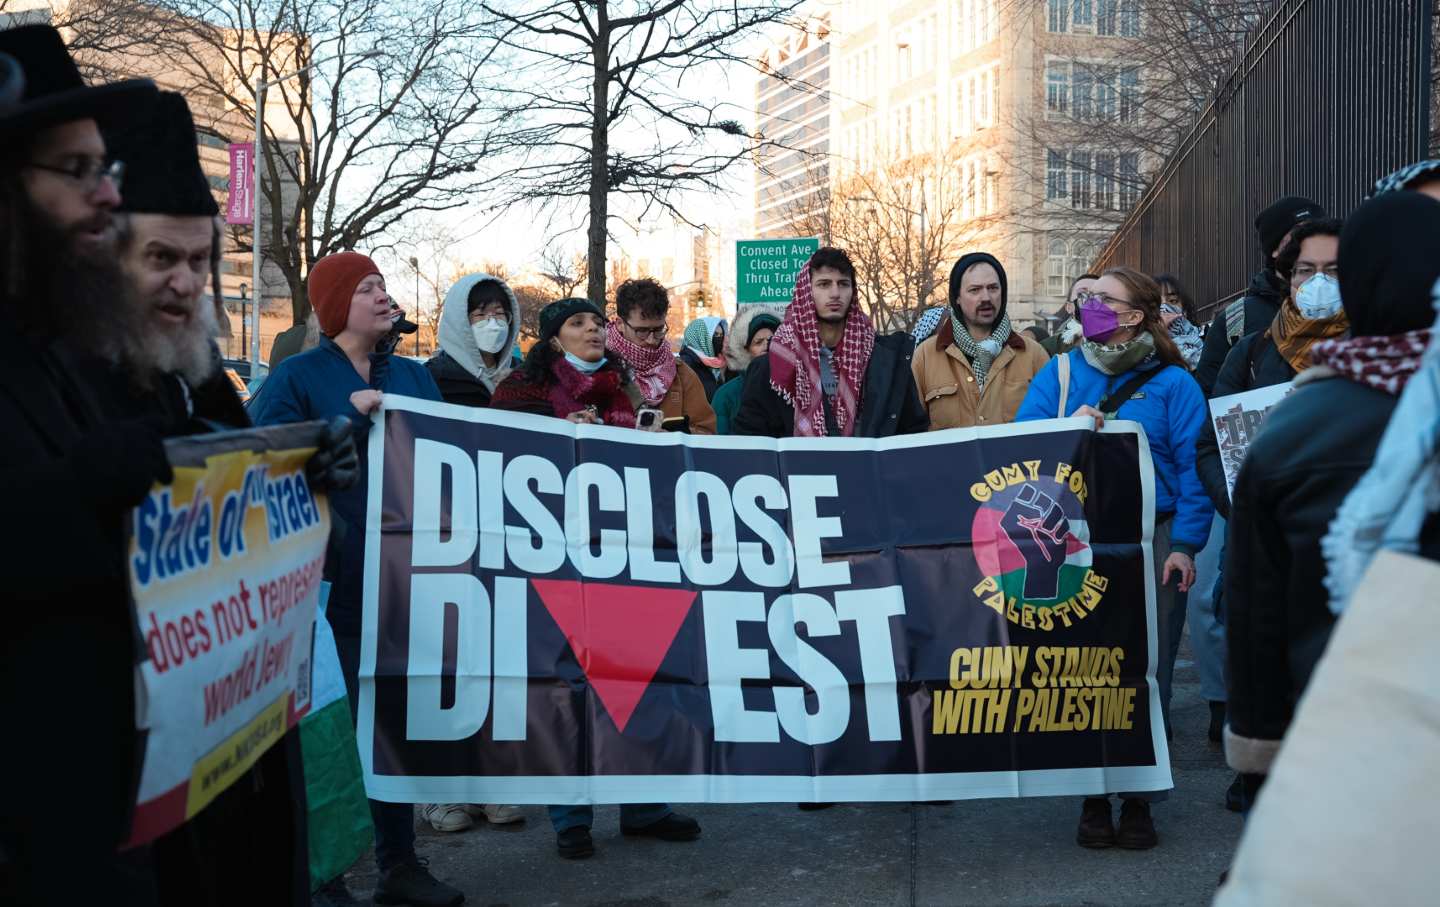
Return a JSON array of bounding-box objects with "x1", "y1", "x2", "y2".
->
[
  {"x1": 1196, "y1": 267, "x2": 1289, "y2": 395},
  {"x1": 913, "y1": 254, "x2": 1049, "y2": 430},
  {"x1": 712, "y1": 304, "x2": 785, "y2": 433},
  {"x1": 1224, "y1": 192, "x2": 1440, "y2": 774},
  {"x1": 424, "y1": 273, "x2": 520, "y2": 407}
]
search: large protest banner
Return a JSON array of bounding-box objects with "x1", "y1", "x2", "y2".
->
[
  {"x1": 126, "y1": 423, "x2": 330, "y2": 846},
  {"x1": 359, "y1": 398, "x2": 1170, "y2": 804},
  {"x1": 1208, "y1": 382, "x2": 1293, "y2": 499}
]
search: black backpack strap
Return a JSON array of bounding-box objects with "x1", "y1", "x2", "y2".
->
[{"x1": 1097, "y1": 366, "x2": 1165, "y2": 416}]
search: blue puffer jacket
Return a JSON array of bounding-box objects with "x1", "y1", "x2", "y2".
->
[
  {"x1": 250, "y1": 336, "x2": 442, "y2": 636},
  {"x1": 1015, "y1": 348, "x2": 1214, "y2": 555}
]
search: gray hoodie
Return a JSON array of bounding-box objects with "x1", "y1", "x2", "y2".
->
[{"x1": 436, "y1": 272, "x2": 521, "y2": 394}]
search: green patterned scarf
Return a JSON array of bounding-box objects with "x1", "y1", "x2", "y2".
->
[{"x1": 1080, "y1": 330, "x2": 1157, "y2": 375}]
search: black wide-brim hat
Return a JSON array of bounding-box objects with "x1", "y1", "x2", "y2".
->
[
  {"x1": 0, "y1": 24, "x2": 156, "y2": 139},
  {"x1": 106, "y1": 91, "x2": 220, "y2": 217}
]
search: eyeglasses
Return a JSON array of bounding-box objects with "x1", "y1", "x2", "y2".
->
[
  {"x1": 1082, "y1": 292, "x2": 1133, "y2": 310},
  {"x1": 1291, "y1": 264, "x2": 1339, "y2": 283},
  {"x1": 25, "y1": 157, "x2": 125, "y2": 193},
  {"x1": 624, "y1": 320, "x2": 666, "y2": 339}
]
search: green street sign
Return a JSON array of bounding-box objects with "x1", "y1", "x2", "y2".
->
[{"x1": 735, "y1": 237, "x2": 820, "y2": 304}]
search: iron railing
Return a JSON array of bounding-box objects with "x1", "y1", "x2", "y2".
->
[{"x1": 1095, "y1": 0, "x2": 1434, "y2": 323}]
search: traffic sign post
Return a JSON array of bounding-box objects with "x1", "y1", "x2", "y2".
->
[{"x1": 735, "y1": 237, "x2": 820, "y2": 305}]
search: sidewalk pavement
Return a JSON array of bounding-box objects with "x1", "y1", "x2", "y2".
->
[{"x1": 342, "y1": 636, "x2": 1241, "y2": 906}]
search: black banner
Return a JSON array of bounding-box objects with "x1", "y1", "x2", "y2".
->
[{"x1": 358, "y1": 398, "x2": 1169, "y2": 804}]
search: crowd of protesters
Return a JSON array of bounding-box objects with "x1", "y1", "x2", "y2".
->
[{"x1": 6, "y1": 21, "x2": 1440, "y2": 907}]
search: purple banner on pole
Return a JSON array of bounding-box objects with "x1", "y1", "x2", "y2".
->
[{"x1": 226, "y1": 143, "x2": 253, "y2": 225}]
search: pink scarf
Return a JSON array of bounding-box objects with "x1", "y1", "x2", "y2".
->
[
  {"x1": 768, "y1": 263, "x2": 876, "y2": 437},
  {"x1": 1310, "y1": 329, "x2": 1433, "y2": 395},
  {"x1": 606, "y1": 319, "x2": 676, "y2": 406},
  {"x1": 548, "y1": 358, "x2": 637, "y2": 427}
]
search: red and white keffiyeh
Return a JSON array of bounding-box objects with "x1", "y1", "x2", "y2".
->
[
  {"x1": 768, "y1": 263, "x2": 876, "y2": 437},
  {"x1": 1310, "y1": 329, "x2": 1433, "y2": 395},
  {"x1": 606, "y1": 319, "x2": 677, "y2": 406}
]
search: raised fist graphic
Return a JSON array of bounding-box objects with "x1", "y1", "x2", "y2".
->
[{"x1": 1000, "y1": 484, "x2": 1070, "y2": 599}]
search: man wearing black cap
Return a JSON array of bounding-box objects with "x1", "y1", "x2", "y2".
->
[
  {"x1": 0, "y1": 23, "x2": 165, "y2": 905},
  {"x1": 1195, "y1": 195, "x2": 1325, "y2": 395},
  {"x1": 911, "y1": 252, "x2": 1049, "y2": 430},
  {"x1": 0, "y1": 28, "x2": 349, "y2": 905}
]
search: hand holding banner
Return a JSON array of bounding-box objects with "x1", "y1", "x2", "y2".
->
[
  {"x1": 358, "y1": 399, "x2": 1171, "y2": 806},
  {"x1": 126, "y1": 422, "x2": 330, "y2": 846}
]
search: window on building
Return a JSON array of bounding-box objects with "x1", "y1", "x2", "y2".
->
[
  {"x1": 1070, "y1": 241, "x2": 1095, "y2": 284},
  {"x1": 1119, "y1": 0, "x2": 1140, "y2": 36},
  {"x1": 1070, "y1": 151, "x2": 1092, "y2": 209},
  {"x1": 1047, "y1": 239, "x2": 1069, "y2": 296},
  {"x1": 1119, "y1": 152, "x2": 1141, "y2": 209},
  {"x1": 1094, "y1": 153, "x2": 1116, "y2": 209},
  {"x1": 1119, "y1": 68, "x2": 1141, "y2": 123},
  {"x1": 1094, "y1": 0, "x2": 1117, "y2": 34},
  {"x1": 978, "y1": 69, "x2": 993, "y2": 127},
  {"x1": 1046, "y1": 149, "x2": 1068, "y2": 200},
  {"x1": 1072, "y1": 0, "x2": 1094, "y2": 30},
  {"x1": 985, "y1": 162, "x2": 998, "y2": 214},
  {"x1": 1047, "y1": 0, "x2": 1068, "y2": 32},
  {"x1": 1046, "y1": 61, "x2": 1069, "y2": 115},
  {"x1": 1094, "y1": 67, "x2": 1117, "y2": 121},
  {"x1": 1072, "y1": 65, "x2": 1094, "y2": 121}
]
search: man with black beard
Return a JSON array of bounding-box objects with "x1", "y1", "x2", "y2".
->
[{"x1": 0, "y1": 29, "x2": 350, "y2": 905}]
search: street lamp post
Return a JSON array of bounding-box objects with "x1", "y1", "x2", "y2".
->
[
  {"x1": 251, "y1": 49, "x2": 381, "y2": 376},
  {"x1": 238, "y1": 282, "x2": 249, "y2": 362},
  {"x1": 409, "y1": 256, "x2": 420, "y2": 356}
]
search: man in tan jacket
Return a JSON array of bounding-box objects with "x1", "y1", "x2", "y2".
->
[{"x1": 912, "y1": 252, "x2": 1049, "y2": 429}]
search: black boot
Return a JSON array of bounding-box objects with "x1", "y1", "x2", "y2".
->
[
  {"x1": 1208, "y1": 701, "x2": 1226, "y2": 744},
  {"x1": 621, "y1": 811, "x2": 701, "y2": 841},
  {"x1": 373, "y1": 858, "x2": 464, "y2": 906},
  {"x1": 1075, "y1": 798, "x2": 1115, "y2": 848},
  {"x1": 1225, "y1": 774, "x2": 1245, "y2": 812},
  {"x1": 556, "y1": 826, "x2": 595, "y2": 859},
  {"x1": 1116, "y1": 799, "x2": 1158, "y2": 849}
]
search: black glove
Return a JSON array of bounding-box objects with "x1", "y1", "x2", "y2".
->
[
  {"x1": 72, "y1": 418, "x2": 174, "y2": 509},
  {"x1": 306, "y1": 415, "x2": 360, "y2": 492}
]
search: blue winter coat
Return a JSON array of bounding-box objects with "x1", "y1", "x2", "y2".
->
[
  {"x1": 1015, "y1": 349, "x2": 1214, "y2": 554},
  {"x1": 250, "y1": 336, "x2": 442, "y2": 635}
]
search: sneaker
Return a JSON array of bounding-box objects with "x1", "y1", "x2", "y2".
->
[
  {"x1": 420, "y1": 803, "x2": 474, "y2": 833},
  {"x1": 1075, "y1": 797, "x2": 1115, "y2": 848},
  {"x1": 464, "y1": 803, "x2": 525, "y2": 825},
  {"x1": 1208, "y1": 701, "x2": 1226, "y2": 744},
  {"x1": 620, "y1": 811, "x2": 701, "y2": 842},
  {"x1": 556, "y1": 826, "x2": 595, "y2": 859},
  {"x1": 1225, "y1": 774, "x2": 1245, "y2": 812},
  {"x1": 1116, "y1": 799, "x2": 1158, "y2": 849},
  {"x1": 373, "y1": 858, "x2": 464, "y2": 906}
]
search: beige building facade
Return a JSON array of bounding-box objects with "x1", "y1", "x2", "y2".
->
[{"x1": 761, "y1": 0, "x2": 1152, "y2": 326}]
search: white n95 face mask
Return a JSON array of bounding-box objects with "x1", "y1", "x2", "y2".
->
[
  {"x1": 1295, "y1": 273, "x2": 1343, "y2": 320},
  {"x1": 472, "y1": 318, "x2": 509, "y2": 354}
]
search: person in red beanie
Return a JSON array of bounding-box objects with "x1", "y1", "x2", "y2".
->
[{"x1": 250, "y1": 253, "x2": 461, "y2": 907}]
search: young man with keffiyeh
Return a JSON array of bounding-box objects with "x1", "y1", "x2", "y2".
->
[
  {"x1": 606, "y1": 277, "x2": 717, "y2": 434},
  {"x1": 731, "y1": 247, "x2": 928, "y2": 439},
  {"x1": 1224, "y1": 191, "x2": 1440, "y2": 812},
  {"x1": 911, "y1": 252, "x2": 1050, "y2": 430}
]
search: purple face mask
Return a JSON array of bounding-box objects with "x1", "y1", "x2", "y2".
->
[{"x1": 1078, "y1": 296, "x2": 1122, "y2": 342}]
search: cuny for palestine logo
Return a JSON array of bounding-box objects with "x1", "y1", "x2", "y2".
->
[{"x1": 968, "y1": 460, "x2": 1110, "y2": 632}]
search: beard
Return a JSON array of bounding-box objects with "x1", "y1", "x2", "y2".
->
[
  {"x1": 99, "y1": 282, "x2": 220, "y2": 389},
  {"x1": 4, "y1": 189, "x2": 126, "y2": 351}
]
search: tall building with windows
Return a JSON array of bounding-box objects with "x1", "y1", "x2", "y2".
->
[
  {"x1": 754, "y1": 10, "x2": 831, "y2": 238},
  {"x1": 761, "y1": 0, "x2": 1155, "y2": 324}
]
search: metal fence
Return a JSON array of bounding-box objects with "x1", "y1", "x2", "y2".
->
[{"x1": 1095, "y1": 0, "x2": 1434, "y2": 323}]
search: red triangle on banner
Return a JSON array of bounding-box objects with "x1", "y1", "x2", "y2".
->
[{"x1": 531, "y1": 579, "x2": 699, "y2": 733}]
